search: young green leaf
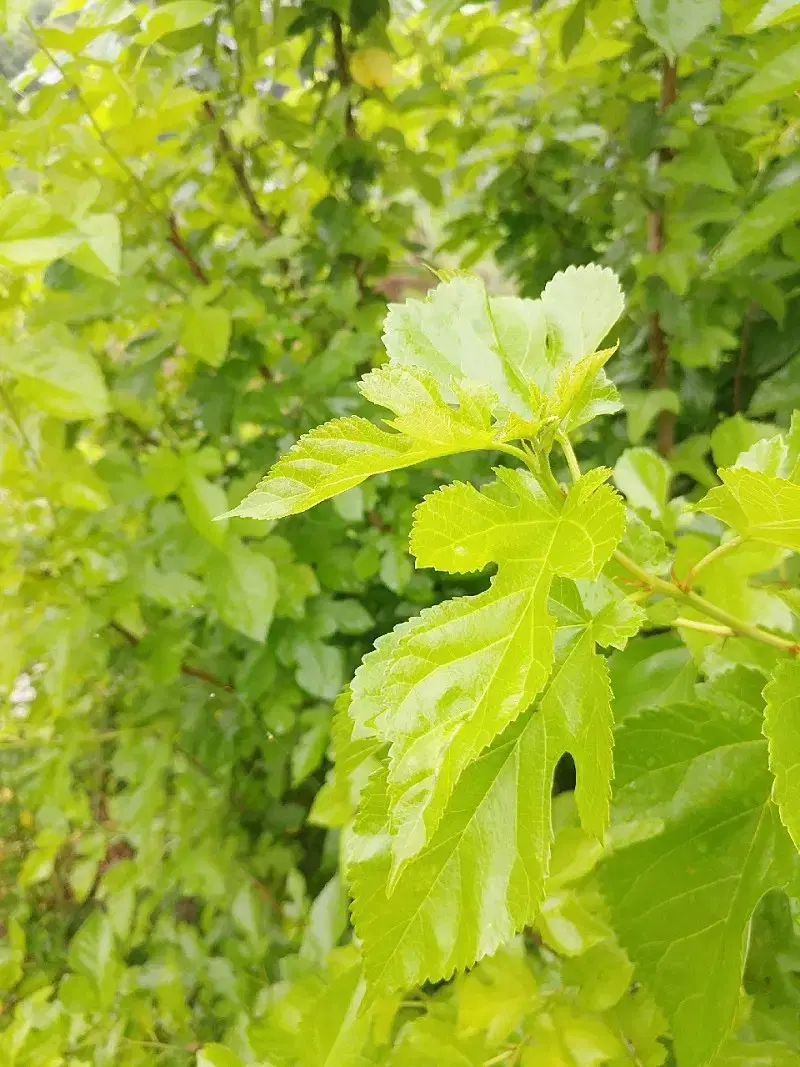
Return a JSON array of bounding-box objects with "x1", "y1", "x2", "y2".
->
[
  {"x1": 223, "y1": 366, "x2": 502, "y2": 520},
  {"x1": 350, "y1": 468, "x2": 624, "y2": 876},
  {"x1": 694, "y1": 467, "x2": 800, "y2": 550}
]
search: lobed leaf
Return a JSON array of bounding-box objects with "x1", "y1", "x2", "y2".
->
[
  {"x1": 694, "y1": 467, "x2": 800, "y2": 550},
  {"x1": 352, "y1": 468, "x2": 624, "y2": 877},
  {"x1": 601, "y1": 670, "x2": 796, "y2": 1067}
]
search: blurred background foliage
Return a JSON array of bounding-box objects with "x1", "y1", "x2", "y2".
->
[{"x1": 0, "y1": 0, "x2": 799, "y2": 1063}]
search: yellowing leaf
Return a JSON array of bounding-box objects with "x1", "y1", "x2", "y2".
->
[{"x1": 350, "y1": 48, "x2": 393, "y2": 90}]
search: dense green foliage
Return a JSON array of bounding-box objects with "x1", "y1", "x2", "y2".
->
[{"x1": 1, "y1": 1, "x2": 800, "y2": 1065}]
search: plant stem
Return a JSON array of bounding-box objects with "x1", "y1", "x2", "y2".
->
[
  {"x1": 555, "y1": 434, "x2": 799, "y2": 656},
  {"x1": 28, "y1": 20, "x2": 210, "y2": 286},
  {"x1": 683, "y1": 535, "x2": 744, "y2": 588},
  {"x1": 647, "y1": 56, "x2": 678, "y2": 457},
  {"x1": 673, "y1": 617, "x2": 735, "y2": 638},
  {"x1": 613, "y1": 548, "x2": 799, "y2": 655},
  {"x1": 557, "y1": 431, "x2": 582, "y2": 482},
  {"x1": 110, "y1": 622, "x2": 235, "y2": 691},
  {"x1": 202, "y1": 101, "x2": 274, "y2": 238}
]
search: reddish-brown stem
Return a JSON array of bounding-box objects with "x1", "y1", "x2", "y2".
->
[
  {"x1": 647, "y1": 57, "x2": 678, "y2": 457},
  {"x1": 167, "y1": 216, "x2": 210, "y2": 285},
  {"x1": 110, "y1": 622, "x2": 233, "y2": 691},
  {"x1": 331, "y1": 14, "x2": 357, "y2": 139},
  {"x1": 203, "y1": 101, "x2": 274, "y2": 238}
]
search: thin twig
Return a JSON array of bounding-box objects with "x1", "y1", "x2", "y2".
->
[
  {"x1": 682, "y1": 535, "x2": 744, "y2": 589},
  {"x1": 647, "y1": 56, "x2": 678, "y2": 457},
  {"x1": 28, "y1": 20, "x2": 210, "y2": 287},
  {"x1": 554, "y1": 436, "x2": 800, "y2": 657},
  {"x1": 202, "y1": 101, "x2": 274, "y2": 238},
  {"x1": 330, "y1": 14, "x2": 356, "y2": 139},
  {"x1": 109, "y1": 622, "x2": 234, "y2": 691}
]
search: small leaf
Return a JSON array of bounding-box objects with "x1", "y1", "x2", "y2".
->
[
  {"x1": 694, "y1": 467, "x2": 800, "y2": 550},
  {"x1": 710, "y1": 185, "x2": 800, "y2": 274},
  {"x1": 727, "y1": 40, "x2": 800, "y2": 110},
  {"x1": 209, "y1": 542, "x2": 277, "y2": 642},
  {"x1": 181, "y1": 305, "x2": 231, "y2": 367},
  {"x1": 196, "y1": 1046, "x2": 244, "y2": 1067},
  {"x1": 136, "y1": 0, "x2": 217, "y2": 44},
  {"x1": 636, "y1": 0, "x2": 720, "y2": 57},
  {"x1": 613, "y1": 447, "x2": 672, "y2": 520}
]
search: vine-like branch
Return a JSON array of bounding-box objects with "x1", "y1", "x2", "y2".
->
[
  {"x1": 110, "y1": 622, "x2": 234, "y2": 691},
  {"x1": 553, "y1": 436, "x2": 800, "y2": 657}
]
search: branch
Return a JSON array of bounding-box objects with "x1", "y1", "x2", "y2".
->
[
  {"x1": 109, "y1": 622, "x2": 234, "y2": 691},
  {"x1": 28, "y1": 20, "x2": 211, "y2": 288},
  {"x1": 732, "y1": 305, "x2": 752, "y2": 413},
  {"x1": 553, "y1": 436, "x2": 800, "y2": 657},
  {"x1": 647, "y1": 56, "x2": 678, "y2": 457},
  {"x1": 167, "y1": 215, "x2": 210, "y2": 285},
  {"x1": 202, "y1": 101, "x2": 274, "y2": 238},
  {"x1": 330, "y1": 13, "x2": 357, "y2": 139}
]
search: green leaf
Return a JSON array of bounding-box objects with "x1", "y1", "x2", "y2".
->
[
  {"x1": 561, "y1": 0, "x2": 588, "y2": 61},
  {"x1": 353, "y1": 468, "x2": 623, "y2": 876},
  {"x1": 538, "y1": 264, "x2": 625, "y2": 368},
  {"x1": 601, "y1": 671, "x2": 796, "y2": 1067},
  {"x1": 347, "y1": 709, "x2": 556, "y2": 993},
  {"x1": 727, "y1": 40, "x2": 800, "y2": 110},
  {"x1": 664, "y1": 128, "x2": 737, "y2": 193},
  {"x1": 0, "y1": 327, "x2": 109, "y2": 419},
  {"x1": 196, "y1": 1046, "x2": 244, "y2": 1067},
  {"x1": 764, "y1": 659, "x2": 800, "y2": 852},
  {"x1": 622, "y1": 388, "x2": 680, "y2": 445},
  {"x1": 635, "y1": 0, "x2": 720, "y2": 57},
  {"x1": 750, "y1": 0, "x2": 800, "y2": 30},
  {"x1": 613, "y1": 447, "x2": 672, "y2": 520},
  {"x1": 209, "y1": 541, "x2": 277, "y2": 642},
  {"x1": 383, "y1": 273, "x2": 533, "y2": 415},
  {"x1": 67, "y1": 913, "x2": 120, "y2": 1007},
  {"x1": 383, "y1": 265, "x2": 623, "y2": 417},
  {"x1": 248, "y1": 946, "x2": 374, "y2": 1067},
  {"x1": 181, "y1": 474, "x2": 230, "y2": 547},
  {"x1": 694, "y1": 467, "x2": 800, "y2": 550},
  {"x1": 295, "y1": 640, "x2": 345, "y2": 700},
  {"x1": 181, "y1": 305, "x2": 231, "y2": 367},
  {"x1": 224, "y1": 366, "x2": 501, "y2": 520},
  {"x1": 136, "y1": 0, "x2": 218, "y2": 44},
  {"x1": 67, "y1": 213, "x2": 122, "y2": 283},
  {"x1": 711, "y1": 414, "x2": 778, "y2": 468},
  {"x1": 710, "y1": 185, "x2": 800, "y2": 274},
  {"x1": 540, "y1": 628, "x2": 613, "y2": 841}
]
